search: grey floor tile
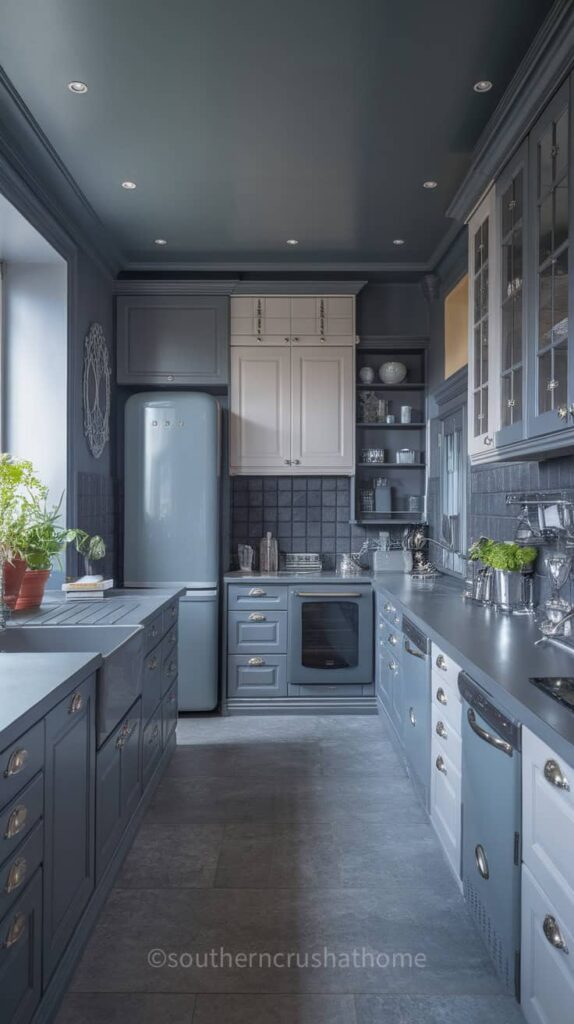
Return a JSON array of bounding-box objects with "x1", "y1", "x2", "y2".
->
[
  {"x1": 354, "y1": 995, "x2": 524, "y2": 1023},
  {"x1": 116, "y1": 824, "x2": 223, "y2": 888},
  {"x1": 192, "y1": 994, "x2": 357, "y2": 1023},
  {"x1": 55, "y1": 993, "x2": 195, "y2": 1024},
  {"x1": 69, "y1": 886, "x2": 502, "y2": 995}
]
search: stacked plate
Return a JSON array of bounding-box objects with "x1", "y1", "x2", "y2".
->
[{"x1": 285, "y1": 552, "x2": 322, "y2": 574}]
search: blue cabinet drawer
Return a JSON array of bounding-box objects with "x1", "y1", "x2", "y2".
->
[
  {"x1": 142, "y1": 643, "x2": 163, "y2": 721},
  {"x1": 142, "y1": 707, "x2": 162, "y2": 787},
  {"x1": 161, "y1": 630, "x2": 179, "y2": 697},
  {"x1": 0, "y1": 868, "x2": 42, "y2": 1024},
  {"x1": 228, "y1": 610, "x2": 287, "y2": 653},
  {"x1": 288, "y1": 683, "x2": 369, "y2": 696},
  {"x1": 0, "y1": 822, "x2": 43, "y2": 925},
  {"x1": 162, "y1": 680, "x2": 178, "y2": 747},
  {"x1": 0, "y1": 774, "x2": 44, "y2": 870},
  {"x1": 228, "y1": 584, "x2": 287, "y2": 610},
  {"x1": 228, "y1": 655, "x2": 287, "y2": 697},
  {"x1": 0, "y1": 722, "x2": 44, "y2": 811},
  {"x1": 162, "y1": 599, "x2": 179, "y2": 636},
  {"x1": 144, "y1": 612, "x2": 163, "y2": 654}
]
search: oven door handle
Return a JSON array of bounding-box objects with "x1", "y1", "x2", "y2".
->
[
  {"x1": 467, "y1": 708, "x2": 513, "y2": 756},
  {"x1": 295, "y1": 592, "x2": 362, "y2": 598}
]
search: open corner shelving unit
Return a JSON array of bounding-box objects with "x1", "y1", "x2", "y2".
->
[{"x1": 351, "y1": 336, "x2": 428, "y2": 528}]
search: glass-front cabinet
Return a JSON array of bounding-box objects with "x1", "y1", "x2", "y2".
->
[
  {"x1": 468, "y1": 187, "x2": 498, "y2": 457},
  {"x1": 497, "y1": 142, "x2": 527, "y2": 447},
  {"x1": 467, "y1": 74, "x2": 572, "y2": 462},
  {"x1": 528, "y1": 80, "x2": 571, "y2": 438}
]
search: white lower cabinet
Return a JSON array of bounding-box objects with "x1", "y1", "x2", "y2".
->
[
  {"x1": 430, "y1": 649, "x2": 462, "y2": 885},
  {"x1": 521, "y1": 727, "x2": 574, "y2": 1023},
  {"x1": 521, "y1": 865, "x2": 574, "y2": 1024}
]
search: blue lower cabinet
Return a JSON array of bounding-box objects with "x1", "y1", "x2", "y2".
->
[
  {"x1": 96, "y1": 699, "x2": 142, "y2": 883},
  {"x1": 0, "y1": 774, "x2": 44, "y2": 869},
  {"x1": 227, "y1": 655, "x2": 287, "y2": 697},
  {"x1": 142, "y1": 643, "x2": 163, "y2": 721},
  {"x1": 43, "y1": 674, "x2": 96, "y2": 984},
  {"x1": 0, "y1": 869, "x2": 42, "y2": 1024},
  {"x1": 0, "y1": 822, "x2": 43, "y2": 924},
  {"x1": 162, "y1": 680, "x2": 178, "y2": 747},
  {"x1": 161, "y1": 643, "x2": 178, "y2": 699},
  {"x1": 142, "y1": 708, "x2": 163, "y2": 787}
]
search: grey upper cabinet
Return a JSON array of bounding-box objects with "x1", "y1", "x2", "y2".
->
[
  {"x1": 117, "y1": 294, "x2": 229, "y2": 385},
  {"x1": 527, "y1": 79, "x2": 571, "y2": 440},
  {"x1": 43, "y1": 674, "x2": 96, "y2": 984}
]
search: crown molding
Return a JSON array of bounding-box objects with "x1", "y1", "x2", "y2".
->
[
  {"x1": 232, "y1": 279, "x2": 367, "y2": 295},
  {"x1": 121, "y1": 259, "x2": 429, "y2": 275},
  {"x1": 0, "y1": 66, "x2": 122, "y2": 277},
  {"x1": 113, "y1": 279, "x2": 239, "y2": 295},
  {"x1": 447, "y1": 0, "x2": 574, "y2": 223}
]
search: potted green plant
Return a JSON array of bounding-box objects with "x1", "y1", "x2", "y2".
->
[
  {"x1": 17, "y1": 494, "x2": 106, "y2": 610},
  {"x1": 469, "y1": 538, "x2": 538, "y2": 611},
  {"x1": 0, "y1": 455, "x2": 45, "y2": 612}
]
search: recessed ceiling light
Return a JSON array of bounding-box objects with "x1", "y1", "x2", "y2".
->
[
  {"x1": 67, "y1": 81, "x2": 88, "y2": 94},
  {"x1": 286, "y1": 239, "x2": 299, "y2": 245},
  {"x1": 154, "y1": 238, "x2": 167, "y2": 246},
  {"x1": 423, "y1": 180, "x2": 438, "y2": 190},
  {"x1": 393, "y1": 239, "x2": 405, "y2": 246},
  {"x1": 473, "y1": 80, "x2": 493, "y2": 93},
  {"x1": 121, "y1": 180, "x2": 137, "y2": 190}
]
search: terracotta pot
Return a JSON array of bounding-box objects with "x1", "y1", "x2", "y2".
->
[
  {"x1": 3, "y1": 557, "x2": 28, "y2": 609},
  {"x1": 15, "y1": 569, "x2": 51, "y2": 611}
]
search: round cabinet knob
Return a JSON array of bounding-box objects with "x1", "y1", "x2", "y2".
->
[
  {"x1": 284, "y1": 337, "x2": 290, "y2": 343},
  {"x1": 483, "y1": 436, "x2": 493, "y2": 446},
  {"x1": 167, "y1": 375, "x2": 174, "y2": 382},
  {"x1": 388, "y1": 661, "x2": 398, "y2": 673},
  {"x1": 284, "y1": 459, "x2": 291, "y2": 465},
  {"x1": 544, "y1": 759, "x2": 570, "y2": 791},
  {"x1": 292, "y1": 459, "x2": 301, "y2": 465},
  {"x1": 435, "y1": 756, "x2": 447, "y2": 775},
  {"x1": 558, "y1": 405, "x2": 569, "y2": 422},
  {"x1": 436, "y1": 687, "x2": 447, "y2": 706},
  {"x1": 383, "y1": 603, "x2": 393, "y2": 614},
  {"x1": 293, "y1": 337, "x2": 300, "y2": 342},
  {"x1": 543, "y1": 915, "x2": 569, "y2": 954},
  {"x1": 388, "y1": 634, "x2": 397, "y2": 646}
]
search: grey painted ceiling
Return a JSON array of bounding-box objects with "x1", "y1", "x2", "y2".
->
[{"x1": 0, "y1": 0, "x2": 555, "y2": 268}]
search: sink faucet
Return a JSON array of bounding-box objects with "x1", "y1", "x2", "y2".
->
[{"x1": 535, "y1": 607, "x2": 574, "y2": 646}]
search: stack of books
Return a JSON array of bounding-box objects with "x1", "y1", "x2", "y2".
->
[{"x1": 62, "y1": 578, "x2": 114, "y2": 600}]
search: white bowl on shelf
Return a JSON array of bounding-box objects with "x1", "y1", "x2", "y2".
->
[{"x1": 379, "y1": 361, "x2": 407, "y2": 385}]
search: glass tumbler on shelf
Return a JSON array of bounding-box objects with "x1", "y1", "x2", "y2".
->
[
  {"x1": 238, "y1": 544, "x2": 254, "y2": 572},
  {"x1": 544, "y1": 552, "x2": 572, "y2": 622}
]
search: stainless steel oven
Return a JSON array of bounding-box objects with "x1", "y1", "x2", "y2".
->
[{"x1": 288, "y1": 585, "x2": 373, "y2": 685}]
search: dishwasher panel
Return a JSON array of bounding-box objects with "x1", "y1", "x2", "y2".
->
[
  {"x1": 402, "y1": 617, "x2": 431, "y2": 807},
  {"x1": 459, "y1": 672, "x2": 522, "y2": 998}
]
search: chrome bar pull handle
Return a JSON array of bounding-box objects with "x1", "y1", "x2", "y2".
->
[
  {"x1": 544, "y1": 759, "x2": 570, "y2": 791},
  {"x1": 467, "y1": 708, "x2": 513, "y2": 756}
]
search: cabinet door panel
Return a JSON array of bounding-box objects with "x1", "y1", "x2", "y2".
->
[
  {"x1": 0, "y1": 868, "x2": 42, "y2": 1024},
  {"x1": 43, "y1": 675, "x2": 95, "y2": 983},
  {"x1": 117, "y1": 295, "x2": 228, "y2": 385},
  {"x1": 230, "y1": 347, "x2": 291, "y2": 473},
  {"x1": 468, "y1": 187, "x2": 499, "y2": 457},
  {"x1": 291, "y1": 347, "x2": 354, "y2": 472},
  {"x1": 496, "y1": 143, "x2": 527, "y2": 447},
  {"x1": 521, "y1": 864, "x2": 574, "y2": 1024},
  {"x1": 527, "y1": 80, "x2": 571, "y2": 439}
]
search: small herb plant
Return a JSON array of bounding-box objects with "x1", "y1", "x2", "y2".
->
[
  {"x1": 0, "y1": 455, "x2": 46, "y2": 563},
  {"x1": 468, "y1": 538, "x2": 537, "y2": 572}
]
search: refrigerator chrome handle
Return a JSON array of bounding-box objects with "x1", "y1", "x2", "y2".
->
[{"x1": 467, "y1": 708, "x2": 513, "y2": 756}]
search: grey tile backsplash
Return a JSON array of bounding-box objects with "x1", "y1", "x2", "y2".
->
[
  {"x1": 230, "y1": 477, "x2": 383, "y2": 571},
  {"x1": 76, "y1": 471, "x2": 116, "y2": 580}
]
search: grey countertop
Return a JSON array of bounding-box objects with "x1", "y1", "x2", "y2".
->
[
  {"x1": 0, "y1": 652, "x2": 102, "y2": 747},
  {"x1": 225, "y1": 571, "x2": 372, "y2": 584},
  {"x1": 372, "y1": 572, "x2": 574, "y2": 765},
  {"x1": 9, "y1": 587, "x2": 185, "y2": 627}
]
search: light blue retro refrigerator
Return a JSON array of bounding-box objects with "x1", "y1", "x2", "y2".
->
[{"x1": 124, "y1": 392, "x2": 220, "y2": 711}]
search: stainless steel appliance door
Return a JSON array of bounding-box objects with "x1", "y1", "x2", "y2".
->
[
  {"x1": 178, "y1": 590, "x2": 219, "y2": 711},
  {"x1": 288, "y1": 587, "x2": 373, "y2": 685},
  {"x1": 460, "y1": 686, "x2": 522, "y2": 996}
]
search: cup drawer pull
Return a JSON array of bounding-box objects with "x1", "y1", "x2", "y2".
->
[
  {"x1": 435, "y1": 721, "x2": 448, "y2": 739},
  {"x1": 435, "y1": 756, "x2": 447, "y2": 775},
  {"x1": 544, "y1": 759, "x2": 570, "y2": 791},
  {"x1": 5, "y1": 856, "x2": 27, "y2": 894},
  {"x1": 69, "y1": 692, "x2": 83, "y2": 714},
  {"x1": 147, "y1": 656, "x2": 159, "y2": 671},
  {"x1": 543, "y1": 915, "x2": 569, "y2": 954},
  {"x1": 248, "y1": 657, "x2": 265, "y2": 667},
  {"x1": 3, "y1": 912, "x2": 26, "y2": 949},
  {"x1": 5, "y1": 805, "x2": 28, "y2": 840},
  {"x1": 248, "y1": 588, "x2": 266, "y2": 597},
  {"x1": 4, "y1": 749, "x2": 28, "y2": 777},
  {"x1": 436, "y1": 654, "x2": 447, "y2": 671},
  {"x1": 436, "y1": 687, "x2": 447, "y2": 706},
  {"x1": 248, "y1": 613, "x2": 266, "y2": 622}
]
